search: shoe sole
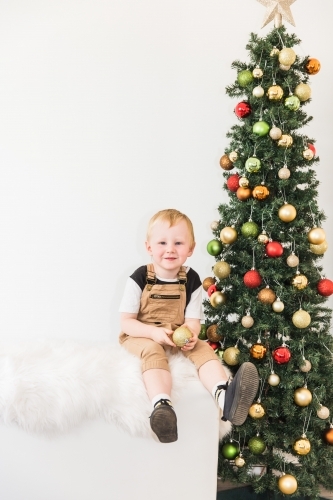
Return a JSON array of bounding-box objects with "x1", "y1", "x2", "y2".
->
[
  {"x1": 228, "y1": 362, "x2": 259, "y2": 426},
  {"x1": 150, "y1": 405, "x2": 178, "y2": 443}
]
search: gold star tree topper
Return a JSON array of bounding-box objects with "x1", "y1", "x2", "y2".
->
[{"x1": 257, "y1": 0, "x2": 297, "y2": 28}]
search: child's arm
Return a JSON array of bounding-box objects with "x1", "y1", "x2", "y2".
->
[
  {"x1": 120, "y1": 312, "x2": 176, "y2": 347},
  {"x1": 180, "y1": 318, "x2": 201, "y2": 351}
]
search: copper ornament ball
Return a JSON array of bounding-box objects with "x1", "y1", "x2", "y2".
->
[
  {"x1": 294, "y1": 387, "x2": 312, "y2": 407},
  {"x1": 258, "y1": 287, "x2": 276, "y2": 304},
  {"x1": 310, "y1": 240, "x2": 328, "y2": 255},
  {"x1": 305, "y1": 57, "x2": 321, "y2": 75},
  {"x1": 308, "y1": 227, "x2": 326, "y2": 245},
  {"x1": 202, "y1": 276, "x2": 216, "y2": 291},
  {"x1": 292, "y1": 309, "x2": 311, "y2": 328},
  {"x1": 278, "y1": 474, "x2": 298, "y2": 495},
  {"x1": 252, "y1": 185, "x2": 270, "y2": 200},
  {"x1": 323, "y1": 427, "x2": 333, "y2": 445},
  {"x1": 236, "y1": 186, "x2": 252, "y2": 201},
  {"x1": 206, "y1": 324, "x2": 223, "y2": 343},
  {"x1": 278, "y1": 203, "x2": 297, "y2": 222},
  {"x1": 220, "y1": 154, "x2": 234, "y2": 170},
  {"x1": 250, "y1": 343, "x2": 267, "y2": 359}
]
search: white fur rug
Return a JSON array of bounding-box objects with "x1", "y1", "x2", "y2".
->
[{"x1": 0, "y1": 340, "x2": 231, "y2": 439}]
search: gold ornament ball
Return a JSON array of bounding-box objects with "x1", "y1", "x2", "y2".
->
[
  {"x1": 223, "y1": 346, "x2": 240, "y2": 366},
  {"x1": 258, "y1": 288, "x2": 276, "y2": 304},
  {"x1": 252, "y1": 185, "x2": 270, "y2": 200},
  {"x1": 292, "y1": 309, "x2": 311, "y2": 328},
  {"x1": 317, "y1": 406, "x2": 330, "y2": 419},
  {"x1": 220, "y1": 226, "x2": 238, "y2": 244},
  {"x1": 310, "y1": 240, "x2": 328, "y2": 255},
  {"x1": 303, "y1": 148, "x2": 314, "y2": 160},
  {"x1": 235, "y1": 455, "x2": 246, "y2": 468},
  {"x1": 269, "y1": 126, "x2": 282, "y2": 140},
  {"x1": 308, "y1": 227, "x2": 326, "y2": 245},
  {"x1": 206, "y1": 324, "x2": 223, "y2": 343},
  {"x1": 278, "y1": 474, "x2": 298, "y2": 495},
  {"x1": 270, "y1": 47, "x2": 279, "y2": 56},
  {"x1": 300, "y1": 359, "x2": 312, "y2": 373},
  {"x1": 210, "y1": 220, "x2": 219, "y2": 231},
  {"x1": 249, "y1": 403, "x2": 265, "y2": 419},
  {"x1": 239, "y1": 176, "x2": 249, "y2": 188},
  {"x1": 278, "y1": 203, "x2": 297, "y2": 222},
  {"x1": 252, "y1": 67, "x2": 263, "y2": 78},
  {"x1": 272, "y1": 298, "x2": 285, "y2": 313},
  {"x1": 268, "y1": 372, "x2": 280, "y2": 386},
  {"x1": 229, "y1": 151, "x2": 238, "y2": 162},
  {"x1": 236, "y1": 186, "x2": 252, "y2": 201},
  {"x1": 294, "y1": 83, "x2": 311, "y2": 102},
  {"x1": 292, "y1": 273, "x2": 308, "y2": 290},
  {"x1": 293, "y1": 437, "x2": 311, "y2": 455},
  {"x1": 279, "y1": 47, "x2": 296, "y2": 66},
  {"x1": 172, "y1": 326, "x2": 192, "y2": 347},
  {"x1": 294, "y1": 387, "x2": 313, "y2": 407},
  {"x1": 278, "y1": 167, "x2": 291, "y2": 179},
  {"x1": 278, "y1": 134, "x2": 293, "y2": 148},
  {"x1": 220, "y1": 154, "x2": 234, "y2": 171},
  {"x1": 203, "y1": 276, "x2": 215, "y2": 291},
  {"x1": 213, "y1": 261, "x2": 231, "y2": 279},
  {"x1": 287, "y1": 254, "x2": 299, "y2": 267},
  {"x1": 267, "y1": 85, "x2": 283, "y2": 100},
  {"x1": 250, "y1": 343, "x2": 267, "y2": 359},
  {"x1": 258, "y1": 232, "x2": 269, "y2": 244},
  {"x1": 210, "y1": 291, "x2": 227, "y2": 308},
  {"x1": 241, "y1": 315, "x2": 254, "y2": 328}
]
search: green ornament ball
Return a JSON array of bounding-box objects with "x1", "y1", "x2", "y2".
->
[
  {"x1": 245, "y1": 157, "x2": 261, "y2": 173},
  {"x1": 237, "y1": 70, "x2": 254, "y2": 88},
  {"x1": 222, "y1": 441, "x2": 240, "y2": 460},
  {"x1": 285, "y1": 95, "x2": 300, "y2": 111},
  {"x1": 241, "y1": 221, "x2": 259, "y2": 238},
  {"x1": 198, "y1": 324, "x2": 207, "y2": 340},
  {"x1": 206, "y1": 239, "x2": 222, "y2": 256},
  {"x1": 252, "y1": 121, "x2": 270, "y2": 136},
  {"x1": 248, "y1": 436, "x2": 266, "y2": 455}
]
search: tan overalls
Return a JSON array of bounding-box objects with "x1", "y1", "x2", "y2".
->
[{"x1": 119, "y1": 264, "x2": 219, "y2": 372}]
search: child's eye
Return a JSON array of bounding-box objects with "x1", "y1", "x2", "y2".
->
[
  {"x1": 175, "y1": 242, "x2": 183, "y2": 245},
  {"x1": 159, "y1": 241, "x2": 166, "y2": 245}
]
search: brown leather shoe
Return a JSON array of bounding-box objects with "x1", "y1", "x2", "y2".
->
[{"x1": 150, "y1": 400, "x2": 178, "y2": 443}]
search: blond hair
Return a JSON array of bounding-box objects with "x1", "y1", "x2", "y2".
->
[{"x1": 146, "y1": 209, "x2": 195, "y2": 249}]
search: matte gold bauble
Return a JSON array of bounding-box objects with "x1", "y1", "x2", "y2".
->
[
  {"x1": 279, "y1": 47, "x2": 296, "y2": 66},
  {"x1": 252, "y1": 185, "x2": 270, "y2": 200},
  {"x1": 287, "y1": 253, "x2": 299, "y2": 267},
  {"x1": 239, "y1": 176, "x2": 250, "y2": 188},
  {"x1": 258, "y1": 287, "x2": 276, "y2": 304},
  {"x1": 294, "y1": 387, "x2": 312, "y2": 406},
  {"x1": 258, "y1": 232, "x2": 269, "y2": 244},
  {"x1": 172, "y1": 326, "x2": 192, "y2": 347},
  {"x1": 310, "y1": 240, "x2": 328, "y2": 255},
  {"x1": 252, "y1": 67, "x2": 263, "y2": 78},
  {"x1": 308, "y1": 227, "x2": 326, "y2": 245},
  {"x1": 206, "y1": 324, "x2": 223, "y2": 342},
  {"x1": 241, "y1": 314, "x2": 254, "y2": 328},
  {"x1": 234, "y1": 455, "x2": 246, "y2": 467},
  {"x1": 293, "y1": 436, "x2": 311, "y2": 455},
  {"x1": 272, "y1": 298, "x2": 285, "y2": 313},
  {"x1": 229, "y1": 151, "x2": 238, "y2": 162},
  {"x1": 267, "y1": 85, "x2": 283, "y2": 100},
  {"x1": 269, "y1": 126, "x2": 282, "y2": 140},
  {"x1": 300, "y1": 359, "x2": 312, "y2": 373},
  {"x1": 249, "y1": 403, "x2": 265, "y2": 419},
  {"x1": 210, "y1": 220, "x2": 219, "y2": 231},
  {"x1": 317, "y1": 405, "x2": 330, "y2": 419},
  {"x1": 220, "y1": 154, "x2": 234, "y2": 170},
  {"x1": 202, "y1": 276, "x2": 216, "y2": 291},
  {"x1": 278, "y1": 474, "x2": 298, "y2": 495},
  {"x1": 278, "y1": 166, "x2": 291, "y2": 179},
  {"x1": 278, "y1": 203, "x2": 297, "y2": 222},
  {"x1": 294, "y1": 83, "x2": 311, "y2": 102},
  {"x1": 292, "y1": 273, "x2": 308, "y2": 290},
  {"x1": 223, "y1": 346, "x2": 240, "y2": 366},
  {"x1": 278, "y1": 134, "x2": 293, "y2": 147},
  {"x1": 213, "y1": 261, "x2": 231, "y2": 279},
  {"x1": 292, "y1": 309, "x2": 311, "y2": 328},
  {"x1": 250, "y1": 343, "x2": 267, "y2": 359},
  {"x1": 236, "y1": 186, "x2": 252, "y2": 201},
  {"x1": 220, "y1": 226, "x2": 238, "y2": 244},
  {"x1": 210, "y1": 291, "x2": 227, "y2": 307},
  {"x1": 268, "y1": 372, "x2": 280, "y2": 386},
  {"x1": 303, "y1": 148, "x2": 314, "y2": 160}
]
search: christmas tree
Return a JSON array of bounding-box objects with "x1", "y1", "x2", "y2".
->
[{"x1": 202, "y1": 3, "x2": 333, "y2": 498}]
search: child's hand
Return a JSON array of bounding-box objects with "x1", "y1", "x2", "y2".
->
[
  {"x1": 180, "y1": 324, "x2": 198, "y2": 351},
  {"x1": 151, "y1": 327, "x2": 176, "y2": 347}
]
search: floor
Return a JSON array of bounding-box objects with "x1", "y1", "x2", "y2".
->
[{"x1": 217, "y1": 479, "x2": 333, "y2": 499}]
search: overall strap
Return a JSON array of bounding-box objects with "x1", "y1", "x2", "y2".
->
[
  {"x1": 178, "y1": 266, "x2": 187, "y2": 291},
  {"x1": 145, "y1": 264, "x2": 187, "y2": 291}
]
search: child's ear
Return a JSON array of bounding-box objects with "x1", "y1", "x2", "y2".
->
[
  {"x1": 145, "y1": 241, "x2": 152, "y2": 255},
  {"x1": 188, "y1": 242, "x2": 196, "y2": 257}
]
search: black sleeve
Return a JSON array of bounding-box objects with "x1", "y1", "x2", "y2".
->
[
  {"x1": 129, "y1": 265, "x2": 147, "y2": 291},
  {"x1": 185, "y1": 268, "x2": 202, "y2": 308}
]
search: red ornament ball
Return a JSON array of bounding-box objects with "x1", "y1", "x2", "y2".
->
[
  {"x1": 265, "y1": 241, "x2": 283, "y2": 258},
  {"x1": 308, "y1": 143, "x2": 316, "y2": 155},
  {"x1": 234, "y1": 101, "x2": 252, "y2": 118},
  {"x1": 244, "y1": 269, "x2": 262, "y2": 288},
  {"x1": 207, "y1": 341, "x2": 220, "y2": 350},
  {"x1": 317, "y1": 278, "x2": 333, "y2": 297},
  {"x1": 207, "y1": 284, "x2": 217, "y2": 297},
  {"x1": 226, "y1": 174, "x2": 240, "y2": 192},
  {"x1": 272, "y1": 346, "x2": 291, "y2": 364}
]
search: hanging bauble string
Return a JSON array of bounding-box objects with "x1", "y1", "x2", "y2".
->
[
  {"x1": 220, "y1": 226, "x2": 238, "y2": 244},
  {"x1": 210, "y1": 291, "x2": 227, "y2": 307},
  {"x1": 269, "y1": 126, "x2": 282, "y2": 140},
  {"x1": 241, "y1": 221, "x2": 260, "y2": 238},
  {"x1": 294, "y1": 386, "x2": 313, "y2": 407},
  {"x1": 202, "y1": 276, "x2": 216, "y2": 291},
  {"x1": 265, "y1": 241, "x2": 284, "y2": 258},
  {"x1": 303, "y1": 148, "x2": 314, "y2": 160},
  {"x1": 241, "y1": 312, "x2": 254, "y2": 328},
  {"x1": 292, "y1": 309, "x2": 311, "y2": 329},
  {"x1": 278, "y1": 165, "x2": 291, "y2": 179},
  {"x1": 317, "y1": 405, "x2": 330, "y2": 420},
  {"x1": 294, "y1": 83, "x2": 311, "y2": 102},
  {"x1": 223, "y1": 346, "x2": 240, "y2": 366},
  {"x1": 234, "y1": 101, "x2": 252, "y2": 118},
  {"x1": 236, "y1": 186, "x2": 252, "y2": 201},
  {"x1": 206, "y1": 324, "x2": 223, "y2": 342},
  {"x1": 305, "y1": 57, "x2": 321, "y2": 75},
  {"x1": 207, "y1": 239, "x2": 223, "y2": 256},
  {"x1": 278, "y1": 47, "x2": 296, "y2": 66},
  {"x1": 268, "y1": 371, "x2": 280, "y2": 386},
  {"x1": 258, "y1": 286, "x2": 276, "y2": 304},
  {"x1": 267, "y1": 85, "x2": 283, "y2": 100},
  {"x1": 272, "y1": 297, "x2": 285, "y2": 313},
  {"x1": 229, "y1": 151, "x2": 238, "y2": 162},
  {"x1": 278, "y1": 203, "x2": 297, "y2": 222},
  {"x1": 293, "y1": 435, "x2": 311, "y2": 455},
  {"x1": 317, "y1": 278, "x2": 333, "y2": 297},
  {"x1": 310, "y1": 241, "x2": 328, "y2": 255},
  {"x1": 252, "y1": 184, "x2": 270, "y2": 200},
  {"x1": 272, "y1": 344, "x2": 291, "y2": 364},
  {"x1": 258, "y1": 230, "x2": 269, "y2": 244},
  {"x1": 285, "y1": 94, "x2": 300, "y2": 111},
  {"x1": 244, "y1": 269, "x2": 262, "y2": 288},
  {"x1": 226, "y1": 173, "x2": 240, "y2": 192},
  {"x1": 253, "y1": 85, "x2": 264, "y2": 98},
  {"x1": 253, "y1": 121, "x2": 270, "y2": 136},
  {"x1": 213, "y1": 261, "x2": 231, "y2": 279},
  {"x1": 248, "y1": 434, "x2": 266, "y2": 455},
  {"x1": 292, "y1": 272, "x2": 308, "y2": 290},
  {"x1": 220, "y1": 154, "x2": 235, "y2": 170},
  {"x1": 308, "y1": 227, "x2": 326, "y2": 245},
  {"x1": 278, "y1": 134, "x2": 293, "y2": 148},
  {"x1": 245, "y1": 156, "x2": 261, "y2": 173},
  {"x1": 210, "y1": 220, "x2": 219, "y2": 231},
  {"x1": 278, "y1": 474, "x2": 298, "y2": 495},
  {"x1": 237, "y1": 69, "x2": 254, "y2": 87},
  {"x1": 207, "y1": 284, "x2": 217, "y2": 297},
  {"x1": 287, "y1": 252, "x2": 299, "y2": 267},
  {"x1": 221, "y1": 440, "x2": 240, "y2": 459}
]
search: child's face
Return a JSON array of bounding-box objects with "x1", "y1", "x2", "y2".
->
[{"x1": 145, "y1": 220, "x2": 195, "y2": 278}]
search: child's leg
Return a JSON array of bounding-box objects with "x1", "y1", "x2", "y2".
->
[{"x1": 143, "y1": 368, "x2": 172, "y2": 401}]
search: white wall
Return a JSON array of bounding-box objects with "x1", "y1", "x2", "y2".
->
[{"x1": 0, "y1": 0, "x2": 331, "y2": 498}]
